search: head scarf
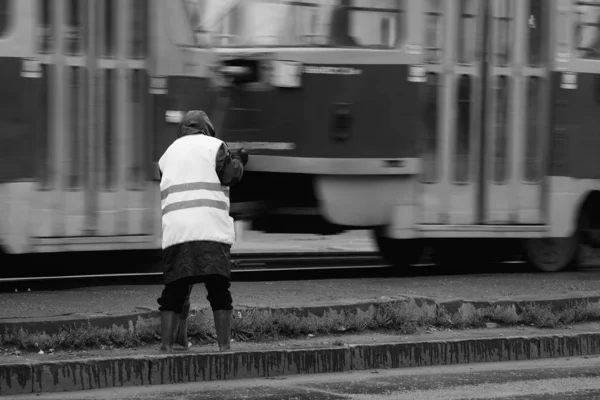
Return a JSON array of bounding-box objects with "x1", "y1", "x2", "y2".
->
[{"x1": 177, "y1": 110, "x2": 216, "y2": 138}]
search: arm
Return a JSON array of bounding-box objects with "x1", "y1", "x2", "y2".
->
[
  {"x1": 215, "y1": 143, "x2": 244, "y2": 186},
  {"x1": 154, "y1": 163, "x2": 163, "y2": 182}
]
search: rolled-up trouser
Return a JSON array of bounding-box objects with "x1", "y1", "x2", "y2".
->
[{"x1": 157, "y1": 274, "x2": 233, "y2": 313}]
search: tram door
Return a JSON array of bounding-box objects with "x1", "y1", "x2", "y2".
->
[
  {"x1": 420, "y1": 0, "x2": 550, "y2": 226},
  {"x1": 34, "y1": 0, "x2": 154, "y2": 244}
]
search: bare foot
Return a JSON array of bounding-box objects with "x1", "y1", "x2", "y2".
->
[
  {"x1": 159, "y1": 344, "x2": 173, "y2": 353},
  {"x1": 175, "y1": 329, "x2": 191, "y2": 349},
  {"x1": 176, "y1": 340, "x2": 192, "y2": 350}
]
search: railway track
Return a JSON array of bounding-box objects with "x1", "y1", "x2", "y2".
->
[
  {"x1": 0, "y1": 252, "x2": 387, "y2": 291},
  {"x1": 3, "y1": 245, "x2": 600, "y2": 292}
]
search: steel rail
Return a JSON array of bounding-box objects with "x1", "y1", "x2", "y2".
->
[
  {"x1": 0, "y1": 252, "x2": 385, "y2": 284},
  {"x1": 0, "y1": 264, "x2": 390, "y2": 284}
]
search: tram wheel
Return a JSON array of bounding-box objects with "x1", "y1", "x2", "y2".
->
[
  {"x1": 522, "y1": 233, "x2": 580, "y2": 272},
  {"x1": 372, "y1": 228, "x2": 423, "y2": 268}
]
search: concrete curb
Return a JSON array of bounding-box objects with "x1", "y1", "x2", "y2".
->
[
  {"x1": 2, "y1": 295, "x2": 600, "y2": 335},
  {"x1": 2, "y1": 330, "x2": 600, "y2": 395}
]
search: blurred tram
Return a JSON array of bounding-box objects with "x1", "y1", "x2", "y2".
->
[
  {"x1": 2, "y1": 0, "x2": 600, "y2": 274},
  {"x1": 204, "y1": 0, "x2": 600, "y2": 272},
  {"x1": 0, "y1": 0, "x2": 422, "y2": 255},
  {"x1": 0, "y1": 0, "x2": 219, "y2": 254}
]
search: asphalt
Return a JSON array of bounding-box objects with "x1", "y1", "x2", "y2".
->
[
  {"x1": 8, "y1": 346, "x2": 600, "y2": 400},
  {"x1": 21, "y1": 356, "x2": 600, "y2": 399},
  {"x1": 2, "y1": 230, "x2": 600, "y2": 395}
]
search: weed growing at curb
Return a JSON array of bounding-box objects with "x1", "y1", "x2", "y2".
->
[{"x1": 3, "y1": 300, "x2": 600, "y2": 352}]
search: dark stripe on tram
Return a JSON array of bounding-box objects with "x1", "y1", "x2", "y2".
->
[{"x1": 162, "y1": 199, "x2": 229, "y2": 216}]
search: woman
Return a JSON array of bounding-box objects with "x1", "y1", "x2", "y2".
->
[{"x1": 157, "y1": 110, "x2": 248, "y2": 353}]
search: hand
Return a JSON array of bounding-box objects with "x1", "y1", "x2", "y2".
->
[{"x1": 233, "y1": 148, "x2": 249, "y2": 166}]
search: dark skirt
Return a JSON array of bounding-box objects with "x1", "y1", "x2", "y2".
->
[{"x1": 162, "y1": 240, "x2": 232, "y2": 285}]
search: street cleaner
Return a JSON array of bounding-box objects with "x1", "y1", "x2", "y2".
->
[{"x1": 157, "y1": 110, "x2": 249, "y2": 353}]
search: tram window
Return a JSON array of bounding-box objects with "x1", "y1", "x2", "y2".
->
[
  {"x1": 131, "y1": 0, "x2": 149, "y2": 59},
  {"x1": 494, "y1": 0, "x2": 513, "y2": 67},
  {"x1": 380, "y1": 17, "x2": 390, "y2": 47},
  {"x1": 574, "y1": 0, "x2": 600, "y2": 59},
  {"x1": 102, "y1": 69, "x2": 116, "y2": 189},
  {"x1": 65, "y1": 0, "x2": 87, "y2": 55},
  {"x1": 524, "y1": 77, "x2": 542, "y2": 182},
  {"x1": 457, "y1": 0, "x2": 477, "y2": 64},
  {"x1": 345, "y1": 0, "x2": 405, "y2": 48},
  {"x1": 493, "y1": 75, "x2": 509, "y2": 184},
  {"x1": 212, "y1": 2, "x2": 242, "y2": 47},
  {"x1": 67, "y1": 67, "x2": 87, "y2": 189},
  {"x1": 422, "y1": 73, "x2": 440, "y2": 183},
  {"x1": 39, "y1": 0, "x2": 54, "y2": 53},
  {"x1": 425, "y1": 0, "x2": 443, "y2": 64},
  {"x1": 100, "y1": 0, "x2": 116, "y2": 57},
  {"x1": 197, "y1": 0, "x2": 404, "y2": 49},
  {"x1": 454, "y1": 74, "x2": 472, "y2": 183},
  {"x1": 68, "y1": 67, "x2": 79, "y2": 188},
  {"x1": 527, "y1": 0, "x2": 546, "y2": 66},
  {"x1": 130, "y1": 70, "x2": 148, "y2": 186},
  {"x1": 185, "y1": 0, "x2": 202, "y2": 31},
  {"x1": 557, "y1": 8, "x2": 569, "y2": 50},
  {"x1": 0, "y1": 0, "x2": 10, "y2": 37},
  {"x1": 39, "y1": 64, "x2": 52, "y2": 189}
]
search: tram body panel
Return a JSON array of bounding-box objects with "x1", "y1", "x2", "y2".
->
[
  {"x1": 415, "y1": 0, "x2": 550, "y2": 232},
  {"x1": 316, "y1": 175, "x2": 416, "y2": 227},
  {"x1": 543, "y1": 0, "x2": 600, "y2": 238},
  {"x1": 205, "y1": 0, "x2": 422, "y2": 169},
  {"x1": 544, "y1": 70, "x2": 600, "y2": 238},
  {"x1": 216, "y1": 55, "x2": 422, "y2": 224},
  {"x1": 152, "y1": 75, "x2": 215, "y2": 164},
  {"x1": 197, "y1": 0, "x2": 425, "y2": 229},
  {"x1": 385, "y1": 0, "x2": 600, "y2": 241},
  {"x1": 219, "y1": 62, "x2": 420, "y2": 161},
  {"x1": 25, "y1": 0, "x2": 155, "y2": 251},
  {"x1": 0, "y1": 0, "x2": 42, "y2": 253},
  {"x1": 0, "y1": 0, "x2": 217, "y2": 254},
  {"x1": 0, "y1": 58, "x2": 37, "y2": 183},
  {"x1": 550, "y1": 73, "x2": 600, "y2": 180},
  {"x1": 0, "y1": 58, "x2": 39, "y2": 251}
]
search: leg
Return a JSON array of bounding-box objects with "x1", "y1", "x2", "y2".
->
[
  {"x1": 205, "y1": 275, "x2": 233, "y2": 352},
  {"x1": 159, "y1": 310, "x2": 176, "y2": 353},
  {"x1": 174, "y1": 283, "x2": 193, "y2": 349},
  {"x1": 157, "y1": 279, "x2": 189, "y2": 353}
]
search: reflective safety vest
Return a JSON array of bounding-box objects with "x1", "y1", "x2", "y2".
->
[{"x1": 158, "y1": 134, "x2": 235, "y2": 249}]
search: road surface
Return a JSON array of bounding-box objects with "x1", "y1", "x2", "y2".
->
[{"x1": 17, "y1": 356, "x2": 600, "y2": 399}]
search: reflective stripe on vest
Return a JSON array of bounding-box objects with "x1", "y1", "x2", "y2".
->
[{"x1": 160, "y1": 181, "x2": 230, "y2": 216}]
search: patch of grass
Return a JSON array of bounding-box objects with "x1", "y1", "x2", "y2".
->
[{"x1": 3, "y1": 299, "x2": 600, "y2": 352}]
